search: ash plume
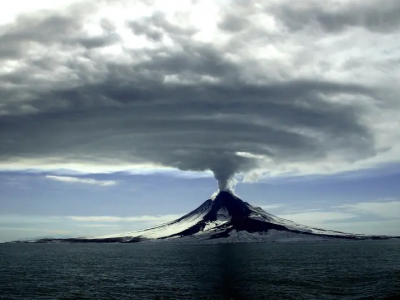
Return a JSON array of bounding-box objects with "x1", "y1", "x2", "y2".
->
[
  {"x1": 0, "y1": 0, "x2": 398, "y2": 183},
  {"x1": 209, "y1": 154, "x2": 254, "y2": 191},
  {"x1": 159, "y1": 151, "x2": 256, "y2": 191}
]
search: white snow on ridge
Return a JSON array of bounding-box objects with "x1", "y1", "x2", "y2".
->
[
  {"x1": 201, "y1": 207, "x2": 231, "y2": 231},
  {"x1": 88, "y1": 202, "x2": 213, "y2": 240},
  {"x1": 210, "y1": 189, "x2": 237, "y2": 200},
  {"x1": 88, "y1": 202, "x2": 361, "y2": 241},
  {"x1": 203, "y1": 220, "x2": 228, "y2": 231},
  {"x1": 83, "y1": 193, "x2": 365, "y2": 242},
  {"x1": 247, "y1": 204, "x2": 364, "y2": 237},
  {"x1": 145, "y1": 229, "x2": 333, "y2": 244}
]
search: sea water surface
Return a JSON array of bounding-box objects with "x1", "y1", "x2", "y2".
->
[{"x1": 1, "y1": 240, "x2": 400, "y2": 300}]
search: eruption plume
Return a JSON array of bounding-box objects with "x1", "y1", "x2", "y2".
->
[{"x1": 209, "y1": 153, "x2": 256, "y2": 191}]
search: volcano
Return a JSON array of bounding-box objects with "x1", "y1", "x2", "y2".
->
[{"x1": 26, "y1": 190, "x2": 392, "y2": 244}]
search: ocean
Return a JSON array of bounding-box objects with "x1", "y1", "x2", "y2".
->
[{"x1": 1, "y1": 240, "x2": 399, "y2": 300}]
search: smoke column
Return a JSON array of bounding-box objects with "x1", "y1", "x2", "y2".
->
[
  {"x1": 210, "y1": 153, "x2": 255, "y2": 191},
  {"x1": 170, "y1": 151, "x2": 257, "y2": 192}
]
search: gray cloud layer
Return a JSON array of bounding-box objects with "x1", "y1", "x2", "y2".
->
[
  {"x1": 0, "y1": 0, "x2": 399, "y2": 189},
  {"x1": 270, "y1": 0, "x2": 400, "y2": 33}
]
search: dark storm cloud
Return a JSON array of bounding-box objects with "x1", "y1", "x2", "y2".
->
[
  {"x1": 269, "y1": 0, "x2": 400, "y2": 33},
  {"x1": 0, "y1": 1, "x2": 397, "y2": 188},
  {"x1": 0, "y1": 69, "x2": 376, "y2": 188},
  {"x1": 0, "y1": 14, "x2": 75, "y2": 59},
  {"x1": 218, "y1": 15, "x2": 249, "y2": 32},
  {"x1": 74, "y1": 33, "x2": 120, "y2": 49},
  {"x1": 128, "y1": 12, "x2": 196, "y2": 42},
  {"x1": 0, "y1": 3, "x2": 119, "y2": 60}
]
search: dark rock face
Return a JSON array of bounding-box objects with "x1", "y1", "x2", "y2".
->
[
  {"x1": 205, "y1": 191, "x2": 251, "y2": 221},
  {"x1": 168, "y1": 191, "x2": 289, "y2": 239}
]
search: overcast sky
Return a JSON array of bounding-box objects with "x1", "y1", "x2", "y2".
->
[{"x1": 1, "y1": 0, "x2": 400, "y2": 242}]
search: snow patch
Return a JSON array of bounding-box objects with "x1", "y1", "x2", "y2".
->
[
  {"x1": 246, "y1": 204, "x2": 365, "y2": 238},
  {"x1": 203, "y1": 220, "x2": 228, "y2": 231},
  {"x1": 144, "y1": 229, "x2": 333, "y2": 244},
  {"x1": 76, "y1": 193, "x2": 367, "y2": 243},
  {"x1": 210, "y1": 189, "x2": 238, "y2": 200},
  {"x1": 89, "y1": 201, "x2": 213, "y2": 240},
  {"x1": 216, "y1": 207, "x2": 230, "y2": 221}
]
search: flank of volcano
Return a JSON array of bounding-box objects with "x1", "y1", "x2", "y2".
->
[{"x1": 22, "y1": 190, "x2": 393, "y2": 244}]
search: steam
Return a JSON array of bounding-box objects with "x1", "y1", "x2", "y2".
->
[
  {"x1": 214, "y1": 171, "x2": 233, "y2": 191},
  {"x1": 209, "y1": 153, "x2": 255, "y2": 191},
  {"x1": 213, "y1": 172, "x2": 238, "y2": 191},
  {"x1": 210, "y1": 177, "x2": 238, "y2": 200},
  {"x1": 226, "y1": 177, "x2": 239, "y2": 192}
]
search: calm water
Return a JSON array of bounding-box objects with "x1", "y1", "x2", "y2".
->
[{"x1": 1, "y1": 240, "x2": 400, "y2": 300}]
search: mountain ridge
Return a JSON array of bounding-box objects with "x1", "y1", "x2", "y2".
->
[{"x1": 13, "y1": 191, "x2": 395, "y2": 243}]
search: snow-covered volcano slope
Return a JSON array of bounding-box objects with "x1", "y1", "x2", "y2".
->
[{"x1": 29, "y1": 190, "x2": 392, "y2": 244}]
